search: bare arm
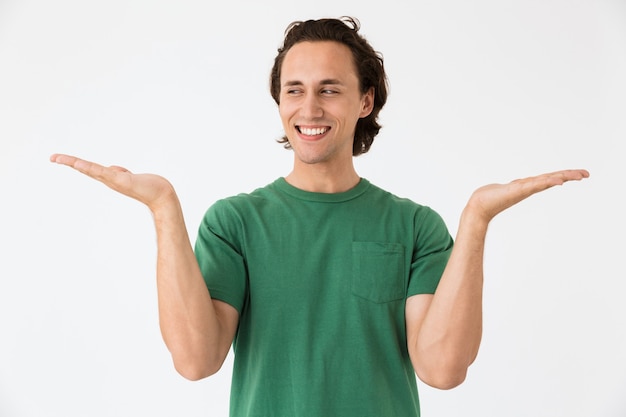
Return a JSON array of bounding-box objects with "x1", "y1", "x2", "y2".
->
[
  {"x1": 406, "y1": 169, "x2": 590, "y2": 389},
  {"x1": 50, "y1": 154, "x2": 238, "y2": 380}
]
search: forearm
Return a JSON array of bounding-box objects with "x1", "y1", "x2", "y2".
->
[
  {"x1": 151, "y1": 191, "x2": 231, "y2": 379},
  {"x1": 412, "y1": 207, "x2": 487, "y2": 388},
  {"x1": 49, "y1": 154, "x2": 232, "y2": 378},
  {"x1": 410, "y1": 169, "x2": 589, "y2": 388}
]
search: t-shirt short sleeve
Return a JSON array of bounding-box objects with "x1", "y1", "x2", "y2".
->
[
  {"x1": 194, "y1": 199, "x2": 248, "y2": 314},
  {"x1": 407, "y1": 206, "x2": 454, "y2": 296}
]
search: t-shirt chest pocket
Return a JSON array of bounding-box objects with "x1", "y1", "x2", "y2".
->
[{"x1": 351, "y1": 242, "x2": 406, "y2": 303}]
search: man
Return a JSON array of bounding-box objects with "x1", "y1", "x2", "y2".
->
[{"x1": 50, "y1": 17, "x2": 588, "y2": 417}]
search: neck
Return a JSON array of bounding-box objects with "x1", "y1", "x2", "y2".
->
[{"x1": 285, "y1": 159, "x2": 360, "y2": 193}]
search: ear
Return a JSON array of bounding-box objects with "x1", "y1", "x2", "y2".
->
[{"x1": 359, "y1": 87, "x2": 375, "y2": 118}]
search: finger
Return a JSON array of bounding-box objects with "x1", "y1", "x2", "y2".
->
[
  {"x1": 51, "y1": 154, "x2": 132, "y2": 174},
  {"x1": 50, "y1": 153, "x2": 93, "y2": 169},
  {"x1": 539, "y1": 169, "x2": 589, "y2": 181},
  {"x1": 513, "y1": 169, "x2": 589, "y2": 191},
  {"x1": 50, "y1": 153, "x2": 116, "y2": 182},
  {"x1": 50, "y1": 153, "x2": 78, "y2": 165},
  {"x1": 556, "y1": 169, "x2": 590, "y2": 181},
  {"x1": 517, "y1": 171, "x2": 588, "y2": 206},
  {"x1": 50, "y1": 153, "x2": 97, "y2": 174}
]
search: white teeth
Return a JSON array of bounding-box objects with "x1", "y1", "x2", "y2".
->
[{"x1": 300, "y1": 127, "x2": 328, "y2": 136}]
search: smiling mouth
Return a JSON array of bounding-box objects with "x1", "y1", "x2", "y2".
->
[{"x1": 297, "y1": 126, "x2": 330, "y2": 137}]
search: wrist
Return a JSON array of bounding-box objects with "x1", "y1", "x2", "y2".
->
[
  {"x1": 459, "y1": 206, "x2": 490, "y2": 236},
  {"x1": 150, "y1": 187, "x2": 182, "y2": 223}
]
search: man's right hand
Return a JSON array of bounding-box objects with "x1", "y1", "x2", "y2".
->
[
  {"x1": 51, "y1": 153, "x2": 238, "y2": 379},
  {"x1": 50, "y1": 153, "x2": 176, "y2": 212}
]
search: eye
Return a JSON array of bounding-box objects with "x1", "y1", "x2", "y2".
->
[
  {"x1": 283, "y1": 88, "x2": 302, "y2": 95},
  {"x1": 321, "y1": 89, "x2": 338, "y2": 95}
]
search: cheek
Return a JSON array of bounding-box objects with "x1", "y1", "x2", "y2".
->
[
  {"x1": 278, "y1": 106, "x2": 287, "y2": 123},
  {"x1": 278, "y1": 102, "x2": 295, "y2": 123},
  {"x1": 278, "y1": 109, "x2": 292, "y2": 134}
]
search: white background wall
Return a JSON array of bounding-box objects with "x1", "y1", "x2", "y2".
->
[{"x1": 1, "y1": 0, "x2": 624, "y2": 416}]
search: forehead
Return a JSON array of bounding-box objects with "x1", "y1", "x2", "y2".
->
[{"x1": 281, "y1": 41, "x2": 358, "y2": 83}]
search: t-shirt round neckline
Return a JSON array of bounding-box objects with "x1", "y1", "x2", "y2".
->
[{"x1": 273, "y1": 177, "x2": 371, "y2": 203}]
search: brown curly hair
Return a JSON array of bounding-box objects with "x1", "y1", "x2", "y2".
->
[{"x1": 269, "y1": 17, "x2": 389, "y2": 156}]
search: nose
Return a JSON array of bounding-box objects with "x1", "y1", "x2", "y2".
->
[{"x1": 300, "y1": 93, "x2": 323, "y2": 119}]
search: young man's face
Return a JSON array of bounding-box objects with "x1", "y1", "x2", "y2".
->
[{"x1": 278, "y1": 41, "x2": 373, "y2": 168}]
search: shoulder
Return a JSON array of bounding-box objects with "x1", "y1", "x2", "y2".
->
[
  {"x1": 202, "y1": 179, "x2": 282, "y2": 222},
  {"x1": 364, "y1": 181, "x2": 437, "y2": 213},
  {"x1": 364, "y1": 180, "x2": 449, "y2": 231}
]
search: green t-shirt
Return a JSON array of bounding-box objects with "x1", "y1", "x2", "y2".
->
[{"x1": 194, "y1": 178, "x2": 453, "y2": 417}]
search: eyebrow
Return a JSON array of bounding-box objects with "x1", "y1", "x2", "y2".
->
[{"x1": 282, "y1": 79, "x2": 345, "y2": 87}]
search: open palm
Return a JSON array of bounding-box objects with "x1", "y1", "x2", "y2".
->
[
  {"x1": 50, "y1": 154, "x2": 176, "y2": 211},
  {"x1": 467, "y1": 169, "x2": 590, "y2": 223}
]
